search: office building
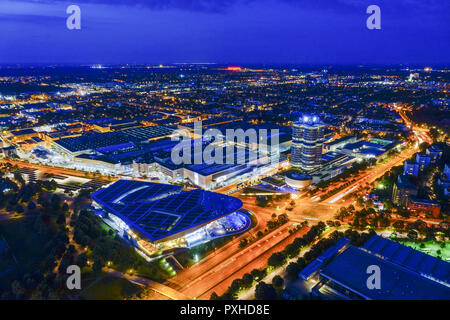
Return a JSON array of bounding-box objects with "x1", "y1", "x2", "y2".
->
[
  {"x1": 392, "y1": 175, "x2": 418, "y2": 206},
  {"x1": 291, "y1": 115, "x2": 325, "y2": 171},
  {"x1": 403, "y1": 161, "x2": 419, "y2": 177}
]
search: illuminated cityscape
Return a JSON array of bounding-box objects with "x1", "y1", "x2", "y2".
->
[{"x1": 0, "y1": 0, "x2": 449, "y2": 308}]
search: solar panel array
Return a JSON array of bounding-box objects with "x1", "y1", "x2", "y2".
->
[
  {"x1": 121, "y1": 126, "x2": 173, "y2": 142},
  {"x1": 361, "y1": 235, "x2": 450, "y2": 285},
  {"x1": 56, "y1": 126, "x2": 173, "y2": 153},
  {"x1": 56, "y1": 132, "x2": 132, "y2": 153},
  {"x1": 91, "y1": 180, "x2": 243, "y2": 242},
  {"x1": 320, "y1": 245, "x2": 450, "y2": 299}
]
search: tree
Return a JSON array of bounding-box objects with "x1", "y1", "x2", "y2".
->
[
  {"x1": 76, "y1": 253, "x2": 88, "y2": 268},
  {"x1": 239, "y1": 238, "x2": 248, "y2": 249},
  {"x1": 284, "y1": 243, "x2": 299, "y2": 258},
  {"x1": 250, "y1": 268, "x2": 266, "y2": 282},
  {"x1": 210, "y1": 292, "x2": 219, "y2": 300},
  {"x1": 256, "y1": 196, "x2": 269, "y2": 208},
  {"x1": 255, "y1": 282, "x2": 277, "y2": 300},
  {"x1": 62, "y1": 202, "x2": 70, "y2": 213},
  {"x1": 229, "y1": 279, "x2": 243, "y2": 293},
  {"x1": 27, "y1": 201, "x2": 36, "y2": 211},
  {"x1": 11, "y1": 280, "x2": 25, "y2": 299},
  {"x1": 277, "y1": 213, "x2": 288, "y2": 225},
  {"x1": 286, "y1": 262, "x2": 301, "y2": 279},
  {"x1": 15, "y1": 204, "x2": 24, "y2": 214},
  {"x1": 268, "y1": 252, "x2": 285, "y2": 268},
  {"x1": 392, "y1": 220, "x2": 404, "y2": 231},
  {"x1": 51, "y1": 194, "x2": 61, "y2": 211},
  {"x1": 419, "y1": 142, "x2": 430, "y2": 153},
  {"x1": 407, "y1": 230, "x2": 418, "y2": 241},
  {"x1": 356, "y1": 197, "x2": 365, "y2": 207},
  {"x1": 272, "y1": 275, "x2": 284, "y2": 290},
  {"x1": 242, "y1": 273, "x2": 253, "y2": 288},
  {"x1": 92, "y1": 259, "x2": 103, "y2": 274}
]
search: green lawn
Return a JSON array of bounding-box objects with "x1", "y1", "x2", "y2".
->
[
  {"x1": 397, "y1": 240, "x2": 450, "y2": 261},
  {"x1": 80, "y1": 275, "x2": 141, "y2": 300}
]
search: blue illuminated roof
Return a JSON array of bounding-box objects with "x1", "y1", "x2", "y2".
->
[
  {"x1": 91, "y1": 180, "x2": 182, "y2": 212},
  {"x1": 320, "y1": 245, "x2": 450, "y2": 300},
  {"x1": 361, "y1": 235, "x2": 450, "y2": 285},
  {"x1": 298, "y1": 237, "x2": 350, "y2": 280},
  {"x1": 91, "y1": 180, "x2": 243, "y2": 242}
]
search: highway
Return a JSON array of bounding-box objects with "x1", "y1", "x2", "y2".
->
[
  {"x1": 165, "y1": 224, "x2": 304, "y2": 299},
  {"x1": 106, "y1": 268, "x2": 191, "y2": 300},
  {"x1": 0, "y1": 158, "x2": 113, "y2": 182}
]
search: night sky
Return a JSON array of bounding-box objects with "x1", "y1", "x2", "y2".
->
[{"x1": 0, "y1": 0, "x2": 449, "y2": 65}]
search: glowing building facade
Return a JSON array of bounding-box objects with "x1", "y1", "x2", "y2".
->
[{"x1": 291, "y1": 116, "x2": 325, "y2": 171}]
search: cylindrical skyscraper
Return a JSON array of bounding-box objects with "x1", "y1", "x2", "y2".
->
[{"x1": 291, "y1": 115, "x2": 325, "y2": 171}]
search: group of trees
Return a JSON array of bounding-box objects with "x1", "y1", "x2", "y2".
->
[
  {"x1": 70, "y1": 209, "x2": 166, "y2": 281},
  {"x1": 210, "y1": 268, "x2": 268, "y2": 300},
  {"x1": 268, "y1": 222, "x2": 327, "y2": 269},
  {"x1": 255, "y1": 193, "x2": 291, "y2": 208},
  {"x1": 314, "y1": 159, "x2": 376, "y2": 192},
  {"x1": 266, "y1": 213, "x2": 288, "y2": 231},
  {"x1": 0, "y1": 182, "x2": 71, "y2": 299},
  {"x1": 0, "y1": 175, "x2": 168, "y2": 299}
]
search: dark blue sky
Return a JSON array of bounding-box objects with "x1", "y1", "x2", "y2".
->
[{"x1": 0, "y1": 0, "x2": 448, "y2": 65}]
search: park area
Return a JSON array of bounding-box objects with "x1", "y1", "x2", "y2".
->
[{"x1": 397, "y1": 239, "x2": 450, "y2": 261}]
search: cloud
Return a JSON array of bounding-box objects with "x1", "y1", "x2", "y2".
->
[
  {"x1": 5, "y1": 0, "x2": 450, "y2": 15},
  {"x1": 0, "y1": 12, "x2": 62, "y2": 24}
]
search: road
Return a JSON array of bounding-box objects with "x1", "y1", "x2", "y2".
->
[
  {"x1": 165, "y1": 224, "x2": 303, "y2": 299},
  {"x1": 324, "y1": 143, "x2": 418, "y2": 206},
  {"x1": 196, "y1": 225, "x2": 310, "y2": 300},
  {"x1": 0, "y1": 158, "x2": 113, "y2": 182},
  {"x1": 106, "y1": 268, "x2": 191, "y2": 300}
]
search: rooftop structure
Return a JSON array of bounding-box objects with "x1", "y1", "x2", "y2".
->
[
  {"x1": 404, "y1": 161, "x2": 419, "y2": 177},
  {"x1": 53, "y1": 126, "x2": 173, "y2": 156},
  {"x1": 307, "y1": 235, "x2": 450, "y2": 300},
  {"x1": 91, "y1": 180, "x2": 246, "y2": 245},
  {"x1": 284, "y1": 171, "x2": 313, "y2": 189}
]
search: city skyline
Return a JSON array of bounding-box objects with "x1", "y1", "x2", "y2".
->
[{"x1": 0, "y1": 0, "x2": 449, "y2": 305}]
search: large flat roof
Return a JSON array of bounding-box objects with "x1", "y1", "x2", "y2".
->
[
  {"x1": 91, "y1": 180, "x2": 243, "y2": 242},
  {"x1": 361, "y1": 235, "x2": 449, "y2": 284},
  {"x1": 55, "y1": 126, "x2": 173, "y2": 153},
  {"x1": 56, "y1": 132, "x2": 132, "y2": 153},
  {"x1": 320, "y1": 245, "x2": 450, "y2": 300}
]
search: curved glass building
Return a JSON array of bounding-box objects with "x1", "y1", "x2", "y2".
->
[
  {"x1": 291, "y1": 115, "x2": 325, "y2": 171},
  {"x1": 91, "y1": 179, "x2": 250, "y2": 256}
]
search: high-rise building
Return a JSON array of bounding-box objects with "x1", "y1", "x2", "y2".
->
[
  {"x1": 403, "y1": 161, "x2": 419, "y2": 176},
  {"x1": 291, "y1": 115, "x2": 325, "y2": 171}
]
